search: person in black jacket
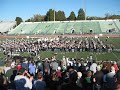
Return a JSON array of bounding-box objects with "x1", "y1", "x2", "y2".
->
[{"x1": 60, "y1": 67, "x2": 82, "y2": 90}]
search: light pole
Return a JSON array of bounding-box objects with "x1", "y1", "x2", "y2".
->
[
  {"x1": 84, "y1": 0, "x2": 87, "y2": 20},
  {"x1": 54, "y1": 9, "x2": 55, "y2": 22},
  {"x1": 54, "y1": 0, "x2": 56, "y2": 22}
]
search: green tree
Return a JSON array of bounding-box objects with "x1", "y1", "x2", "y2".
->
[
  {"x1": 25, "y1": 19, "x2": 31, "y2": 22},
  {"x1": 77, "y1": 8, "x2": 85, "y2": 20},
  {"x1": 33, "y1": 14, "x2": 45, "y2": 22},
  {"x1": 56, "y1": 10, "x2": 66, "y2": 21},
  {"x1": 109, "y1": 15, "x2": 120, "y2": 19},
  {"x1": 32, "y1": 14, "x2": 43, "y2": 22},
  {"x1": 87, "y1": 16, "x2": 104, "y2": 20},
  {"x1": 45, "y1": 9, "x2": 54, "y2": 21},
  {"x1": 26, "y1": 14, "x2": 45, "y2": 22},
  {"x1": 15, "y1": 17, "x2": 23, "y2": 25},
  {"x1": 68, "y1": 11, "x2": 76, "y2": 20}
]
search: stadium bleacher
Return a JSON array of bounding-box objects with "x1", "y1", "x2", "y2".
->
[
  {"x1": 7, "y1": 20, "x2": 120, "y2": 35},
  {"x1": 47, "y1": 23, "x2": 59, "y2": 34},
  {"x1": 99, "y1": 20, "x2": 118, "y2": 33},
  {"x1": 81, "y1": 21, "x2": 101, "y2": 34},
  {"x1": 113, "y1": 20, "x2": 120, "y2": 32},
  {"x1": 0, "y1": 21, "x2": 16, "y2": 33}
]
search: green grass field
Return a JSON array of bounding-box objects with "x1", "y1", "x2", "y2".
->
[
  {"x1": 40, "y1": 51, "x2": 120, "y2": 61},
  {"x1": 100, "y1": 37, "x2": 120, "y2": 49},
  {"x1": 11, "y1": 51, "x2": 120, "y2": 61},
  {"x1": 1, "y1": 51, "x2": 120, "y2": 61},
  {"x1": 0, "y1": 37, "x2": 120, "y2": 62}
]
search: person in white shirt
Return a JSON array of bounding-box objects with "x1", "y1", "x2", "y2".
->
[
  {"x1": 90, "y1": 60, "x2": 97, "y2": 74},
  {"x1": 14, "y1": 68, "x2": 33, "y2": 90}
]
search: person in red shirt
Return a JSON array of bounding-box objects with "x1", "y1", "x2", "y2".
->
[
  {"x1": 113, "y1": 61, "x2": 119, "y2": 72},
  {"x1": 56, "y1": 67, "x2": 62, "y2": 78},
  {"x1": 17, "y1": 64, "x2": 22, "y2": 70}
]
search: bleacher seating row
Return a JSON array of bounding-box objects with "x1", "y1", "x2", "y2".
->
[
  {"x1": 0, "y1": 21, "x2": 16, "y2": 33},
  {"x1": 5, "y1": 20, "x2": 120, "y2": 35}
]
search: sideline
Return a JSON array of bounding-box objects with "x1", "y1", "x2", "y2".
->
[{"x1": 112, "y1": 51, "x2": 120, "y2": 61}]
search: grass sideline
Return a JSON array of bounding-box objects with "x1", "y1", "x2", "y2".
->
[
  {"x1": 0, "y1": 51, "x2": 120, "y2": 61},
  {"x1": 39, "y1": 51, "x2": 120, "y2": 61}
]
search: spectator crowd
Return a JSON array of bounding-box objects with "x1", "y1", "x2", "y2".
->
[{"x1": 0, "y1": 56, "x2": 120, "y2": 90}]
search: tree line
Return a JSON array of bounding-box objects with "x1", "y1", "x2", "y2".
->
[
  {"x1": 25, "y1": 8, "x2": 85, "y2": 22},
  {"x1": 15, "y1": 8, "x2": 120, "y2": 25}
]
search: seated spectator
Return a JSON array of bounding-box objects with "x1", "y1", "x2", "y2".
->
[{"x1": 14, "y1": 68, "x2": 33, "y2": 90}]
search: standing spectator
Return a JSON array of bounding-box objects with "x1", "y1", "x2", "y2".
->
[
  {"x1": 50, "y1": 60, "x2": 58, "y2": 71},
  {"x1": 33, "y1": 72, "x2": 46, "y2": 90},
  {"x1": 105, "y1": 66, "x2": 116, "y2": 90},
  {"x1": 82, "y1": 70, "x2": 93, "y2": 90},
  {"x1": 56, "y1": 66, "x2": 62, "y2": 78},
  {"x1": 16, "y1": 63, "x2": 22, "y2": 71},
  {"x1": 9, "y1": 70, "x2": 17, "y2": 89},
  {"x1": 21, "y1": 60, "x2": 29, "y2": 71},
  {"x1": 4, "y1": 63, "x2": 11, "y2": 74},
  {"x1": 49, "y1": 70, "x2": 59, "y2": 90},
  {"x1": 37, "y1": 61, "x2": 43, "y2": 73},
  {"x1": 29, "y1": 61, "x2": 36, "y2": 76},
  {"x1": 60, "y1": 71, "x2": 82, "y2": 90},
  {"x1": 76, "y1": 72, "x2": 82, "y2": 88},
  {"x1": 14, "y1": 68, "x2": 33, "y2": 90},
  {"x1": 43, "y1": 69, "x2": 51, "y2": 89},
  {"x1": 5, "y1": 63, "x2": 17, "y2": 82},
  {"x1": 43, "y1": 59, "x2": 50, "y2": 74},
  {"x1": 93, "y1": 65, "x2": 104, "y2": 90},
  {"x1": 78, "y1": 62, "x2": 86, "y2": 77},
  {"x1": 90, "y1": 60, "x2": 97, "y2": 74},
  {"x1": 115, "y1": 70, "x2": 120, "y2": 90},
  {"x1": 113, "y1": 61, "x2": 119, "y2": 72},
  {"x1": 0, "y1": 74, "x2": 9, "y2": 90},
  {"x1": 101, "y1": 64, "x2": 109, "y2": 75}
]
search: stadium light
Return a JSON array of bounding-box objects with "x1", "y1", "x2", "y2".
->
[
  {"x1": 84, "y1": 0, "x2": 87, "y2": 20},
  {"x1": 54, "y1": 0, "x2": 56, "y2": 22},
  {"x1": 54, "y1": 9, "x2": 55, "y2": 22}
]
